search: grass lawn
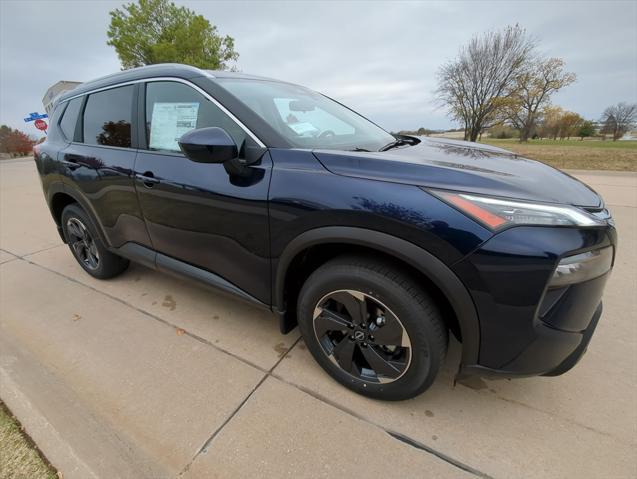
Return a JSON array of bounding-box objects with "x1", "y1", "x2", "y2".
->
[
  {"x1": 0, "y1": 402, "x2": 57, "y2": 479},
  {"x1": 480, "y1": 138, "x2": 637, "y2": 171}
]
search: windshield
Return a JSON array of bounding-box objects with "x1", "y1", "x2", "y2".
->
[{"x1": 216, "y1": 78, "x2": 395, "y2": 151}]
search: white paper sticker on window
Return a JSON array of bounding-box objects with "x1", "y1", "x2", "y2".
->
[
  {"x1": 149, "y1": 102, "x2": 200, "y2": 151},
  {"x1": 287, "y1": 122, "x2": 319, "y2": 136}
]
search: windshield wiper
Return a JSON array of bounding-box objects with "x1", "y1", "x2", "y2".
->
[
  {"x1": 350, "y1": 147, "x2": 371, "y2": 152},
  {"x1": 379, "y1": 138, "x2": 411, "y2": 152}
]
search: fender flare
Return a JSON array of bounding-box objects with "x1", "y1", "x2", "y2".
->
[
  {"x1": 47, "y1": 183, "x2": 111, "y2": 247},
  {"x1": 274, "y1": 226, "x2": 480, "y2": 365}
]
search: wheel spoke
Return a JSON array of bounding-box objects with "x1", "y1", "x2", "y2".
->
[
  {"x1": 71, "y1": 240, "x2": 86, "y2": 258},
  {"x1": 330, "y1": 291, "x2": 368, "y2": 325},
  {"x1": 88, "y1": 241, "x2": 99, "y2": 260},
  {"x1": 86, "y1": 244, "x2": 99, "y2": 268},
  {"x1": 314, "y1": 308, "x2": 354, "y2": 337},
  {"x1": 67, "y1": 221, "x2": 83, "y2": 239},
  {"x1": 332, "y1": 337, "x2": 356, "y2": 374},
  {"x1": 361, "y1": 346, "x2": 404, "y2": 379}
]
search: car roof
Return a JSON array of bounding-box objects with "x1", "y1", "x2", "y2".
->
[{"x1": 56, "y1": 63, "x2": 287, "y2": 104}]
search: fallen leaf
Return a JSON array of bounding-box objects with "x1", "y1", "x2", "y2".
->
[
  {"x1": 176, "y1": 328, "x2": 185, "y2": 336},
  {"x1": 72, "y1": 314, "x2": 81, "y2": 322}
]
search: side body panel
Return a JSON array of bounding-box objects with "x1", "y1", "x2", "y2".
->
[
  {"x1": 133, "y1": 150, "x2": 273, "y2": 304},
  {"x1": 58, "y1": 143, "x2": 151, "y2": 248},
  {"x1": 268, "y1": 149, "x2": 492, "y2": 270}
]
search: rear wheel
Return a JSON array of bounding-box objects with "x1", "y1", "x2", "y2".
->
[
  {"x1": 297, "y1": 256, "x2": 448, "y2": 400},
  {"x1": 61, "y1": 204, "x2": 129, "y2": 279}
]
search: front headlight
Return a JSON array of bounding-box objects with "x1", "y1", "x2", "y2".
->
[{"x1": 428, "y1": 189, "x2": 607, "y2": 230}]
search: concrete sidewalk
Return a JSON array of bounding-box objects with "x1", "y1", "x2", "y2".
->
[{"x1": 1, "y1": 159, "x2": 636, "y2": 478}]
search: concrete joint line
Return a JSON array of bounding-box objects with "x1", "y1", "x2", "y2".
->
[
  {"x1": 179, "y1": 336, "x2": 302, "y2": 476},
  {"x1": 268, "y1": 370, "x2": 494, "y2": 479},
  {"x1": 387, "y1": 430, "x2": 494, "y2": 478},
  {"x1": 1, "y1": 244, "x2": 64, "y2": 260}
]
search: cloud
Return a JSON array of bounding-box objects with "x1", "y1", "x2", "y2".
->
[{"x1": 1, "y1": 0, "x2": 635, "y2": 138}]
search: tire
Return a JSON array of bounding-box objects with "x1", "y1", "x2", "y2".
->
[
  {"x1": 61, "y1": 204, "x2": 129, "y2": 279},
  {"x1": 297, "y1": 255, "x2": 448, "y2": 400}
]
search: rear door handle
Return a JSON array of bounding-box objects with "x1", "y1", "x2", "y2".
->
[
  {"x1": 135, "y1": 171, "x2": 160, "y2": 188},
  {"x1": 64, "y1": 153, "x2": 83, "y2": 162},
  {"x1": 61, "y1": 153, "x2": 82, "y2": 170},
  {"x1": 60, "y1": 160, "x2": 80, "y2": 171}
]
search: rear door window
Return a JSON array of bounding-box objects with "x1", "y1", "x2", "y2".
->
[
  {"x1": 83, "y1": 85, "x2": 134, "y2": 147},
  {"x1": 59, "y1": 97, "x2": 83, "y2": 141}
]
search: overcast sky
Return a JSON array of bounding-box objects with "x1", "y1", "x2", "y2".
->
[{"x1": 1, "y1": 0, "x2": 636, "y2": 138}]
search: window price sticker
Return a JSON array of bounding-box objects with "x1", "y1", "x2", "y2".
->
[{"x1": 149, "y1": 102, "x2": 200, "y2": 151}]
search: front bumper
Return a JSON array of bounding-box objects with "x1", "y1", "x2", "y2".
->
[
  {"x1": 459, "y1": 302, "x2": 603, "y2": 379},
  {"x1": 453, "y1": 224, "x2": 616, "y2": 378}
]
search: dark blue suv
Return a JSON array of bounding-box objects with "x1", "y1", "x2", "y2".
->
[{"x1": 35, "y1": 64, "x2": 616, "y2": 400}]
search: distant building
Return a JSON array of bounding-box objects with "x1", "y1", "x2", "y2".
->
[
  {"x1": 619, "y1": 131, "x2": 637, "y2": 141},
  {"x1": 42, "y1": 81, "x2": 82, "y2": 114}
]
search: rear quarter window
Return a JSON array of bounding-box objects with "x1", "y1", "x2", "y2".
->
[{"x1": 59, "y1": 97, "x2": 83, "y2": 141}]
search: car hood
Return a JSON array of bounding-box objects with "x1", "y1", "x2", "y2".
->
[{"x1": 313, "y1": 137, "x2": 602, "y2": 208}]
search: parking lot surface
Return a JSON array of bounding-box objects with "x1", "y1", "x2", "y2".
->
[{"x1": 1, "y1": 158, "x2": 636, "y2": 478}]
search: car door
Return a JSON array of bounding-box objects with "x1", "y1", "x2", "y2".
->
[
  {"x1": 59, "y1": 84, "x2": 152, "y2": 248},
  {"x1": 134, "y1": 79, "x2": 272, "y2": 304}
]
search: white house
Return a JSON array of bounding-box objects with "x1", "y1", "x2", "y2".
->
[{"x1": 42, "y1": 80, "x2": 82, "y2": 114}]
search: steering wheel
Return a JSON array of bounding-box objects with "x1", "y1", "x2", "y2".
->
[{"x1": 318, "y1": 130, "x2": 335, "y2": 139}]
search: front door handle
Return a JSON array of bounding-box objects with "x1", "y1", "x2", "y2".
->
[{"x1": 135, "y1": 171, "x2": 160, "y2": 188}]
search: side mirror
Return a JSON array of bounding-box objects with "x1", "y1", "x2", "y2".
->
[{"x1": 178, "y1": 127, "x2": 238, "y2": 163}]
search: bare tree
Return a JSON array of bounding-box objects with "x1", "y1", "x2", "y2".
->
[
  {"x1": 436, "y1": 25, "x2": 535, "y2": 142},
  {"x1": 506, "y1": 58, "x2": 576, "y2": 141},
  {"x1": 600, "y1": 103, "x2": 637, "y2": 140}
]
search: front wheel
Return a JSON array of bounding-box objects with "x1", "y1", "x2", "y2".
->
[{"x1": 297, "y1": 256, "x2": 448, "y2": 400}]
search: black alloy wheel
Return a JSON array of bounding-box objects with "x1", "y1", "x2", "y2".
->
[
  {"x1": 297, "y1": 255, "x2": 448, "y2": 400},
  {"x1": 313, "y1": 289, "x2": 412, "y2": 384},
  {"x1": 61, "y1": 203, "x2": 129, "y2": 279},
  {"x1": 66, "y1": 217, "x2": 100, "y2": 270}
]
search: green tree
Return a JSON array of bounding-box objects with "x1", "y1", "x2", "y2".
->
[
  {"x1": 577, "y1": 120, "x2": 595, "y2": 140},
  {"x1": 107, "y1": 0, "x2": 238, "y2": 70}
]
